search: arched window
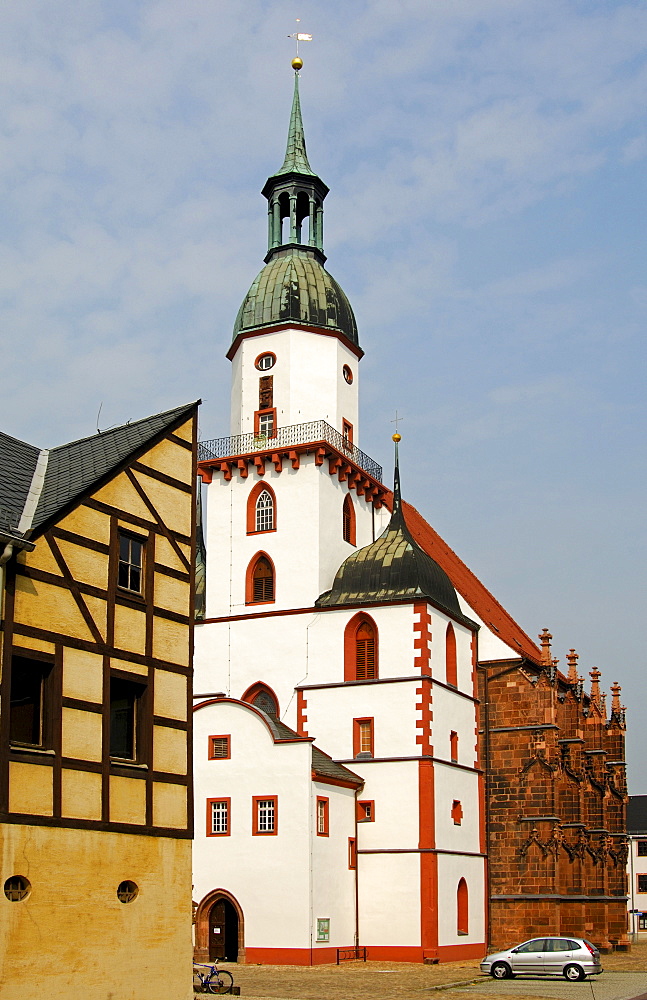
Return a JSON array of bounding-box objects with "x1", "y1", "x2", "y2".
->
[
  {"x1": 242, "y1": 682, "x2": 279, "y2": 718},
  {"x1": 247, "y1": 482, "x2": 276, "y2": 534},
  {"x1": 446, "y1": 622, "x2": 457, "y2": 687},
  {"x1": 457, "y1": 878, "x2": 468, "y2": 935},
  {"x1": 246, "y1": 553, "x2": 275, "y2": 605},
  {"x1": 344, "y1": 613, "x2": 378, "y2": 681},
  {"x1": 342, "y1": 494, "x2": 356, "y2": 546}
]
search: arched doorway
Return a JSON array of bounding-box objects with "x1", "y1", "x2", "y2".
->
[
  {"x1": 195, "y1": 889, "x2": 245, "y2": 964},
  {"x1": 209, "y1": 897, "x2": 239, "y2": 961}
]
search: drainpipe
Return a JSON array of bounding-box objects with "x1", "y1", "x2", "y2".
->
[
  {"x1": 354, "y1": 786, "x2": 361, "y2": 954},
  {"x1": 0, "y1": 542, "x2": 14, "y2": 566},
  {"x1": 479, "y1": 662, "x2": 492, "y2": 948}
]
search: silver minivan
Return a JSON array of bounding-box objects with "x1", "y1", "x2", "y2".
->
[{"x1": 480, "y1": 936, "x2": 603, "y2": 981}]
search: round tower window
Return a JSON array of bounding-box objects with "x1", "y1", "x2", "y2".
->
[
  {"x1": 117, "y1": 880, "x2": 139, "y2": 903},
  {"x1": 255, "y1": 353, "x2": 276, "y2": 371},
  {"x1": 4, "y1": 876, "x2": 31, "y2": 901},
  {"x1": 343, "y1": 365, "x2": 353, "y2": 384}
]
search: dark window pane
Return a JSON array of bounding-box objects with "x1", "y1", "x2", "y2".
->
[
  {"x1": 637, "y1": 841, "x2": 647, "y2": 857},
  {"x1": 118, "y1": 533, "x2": 144, "y2": 594},
  {"x1": 110, "y1": 678, "x2": 144, "y2": 760},
  {"x1": 9, "y1": 657, "x2": 50, "y2": 745}
]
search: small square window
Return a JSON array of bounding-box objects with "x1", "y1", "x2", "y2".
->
[
  {"x1": 317, "y1": 918, "x2": 330, "y2": 942},
  {"x1": 209, "y1": 735, "x2": 230, "y2": 760},
  {"x1": 638, "y1": 874, "x2": 647, "y2": 893},
  {"x1": 110, "y1": 676, "x2": 146, "y2": 761},
  {"x1": 118, "y1": 532, "x2": 144, "y2": 594},
  {"x1": 207, "y1": 798, "x2": 230, "y2": 836},
  {"x1": 637, "y1": 841, "x2": 647, "y2": 857},
  {"x1": 357, "y1": 800, "x2": 374, "y2": 822}
]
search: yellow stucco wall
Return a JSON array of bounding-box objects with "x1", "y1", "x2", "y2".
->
[{"x1": 0, "y1": 824, "x2": 193, "y2": 1000}]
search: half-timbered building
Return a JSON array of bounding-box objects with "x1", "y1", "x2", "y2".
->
[{"x1": 0, "y1": 400, "x2": 198, "y2": 1000}]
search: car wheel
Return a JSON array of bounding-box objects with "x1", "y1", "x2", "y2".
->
[
  {"x1": 491, "y1": 962, "x2": 513, "y2": 980},
  {"x1": 563, "y1": 964, "x2": 585, "y2": 982}
]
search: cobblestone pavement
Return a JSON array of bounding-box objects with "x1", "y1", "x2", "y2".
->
[{"x1": 213, "y1": 945, "x2": 647, "y2": 1000}]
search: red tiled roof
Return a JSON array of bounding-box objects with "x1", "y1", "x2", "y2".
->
[{"x1": 383, "y1": 493, "x2": 542, "y2": 664}]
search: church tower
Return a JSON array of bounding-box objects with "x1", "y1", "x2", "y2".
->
[{"x1": 197, "y1": 64, "x2": 390, "y2": 626}]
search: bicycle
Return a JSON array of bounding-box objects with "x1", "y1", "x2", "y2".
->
[{"x1": 193, "y1": 961, "x2": 234, "y2": 994}]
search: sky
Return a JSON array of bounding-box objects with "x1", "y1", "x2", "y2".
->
[{"x1": 0, "y1": 1, "x2": 645, "y2": 790}]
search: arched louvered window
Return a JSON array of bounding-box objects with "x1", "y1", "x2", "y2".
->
[
  {"x1": 457, "y1": 878, "x2": 468, "y2": 935},
  {"x1": 342, "y1": 494, "x2": 356, "y2": 545},
  {"x1": 356, "y1": 621, "x2": 376, "y2": 680},
  {"x1": 255, "y1": 489, "x2": 274, "y2": 532},
  {"x1": 246, "y1": 553, "x2": 275, "y2": 604},
  {"x1": 344, "y1": 613, "x2": 379, "y2": 681},
  {"x1": 446, "y1": 622, "x2": 457, "y2": 687}
]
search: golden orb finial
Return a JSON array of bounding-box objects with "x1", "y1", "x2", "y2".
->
[
  {"x1": 292, "y1": 56, "x2": 303, "y2": 71},
  {"x1": 392, "y1": 433, "x2": 401, "y2": 443}
]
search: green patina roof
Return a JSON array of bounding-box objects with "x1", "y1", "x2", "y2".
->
[
  {"x1": 316, "y1": 455, "x2": 462, "y2": 616},
  {"x1": 232, "y1": 247, "x2": 358, "y2": 346},
  {"x1": 272, "y1": 73, "x2": 316, "y2": 179}
]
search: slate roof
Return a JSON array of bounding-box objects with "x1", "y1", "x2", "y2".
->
[
  {"x1": 627, "y1": 795, "x2": 647, "y2": 834},
  {"x1": 0, "y1": 402, "x2": 198, "y2": 542},
  {"x1": 0, "y1": 431, "x2": 40, "y2": 540}
]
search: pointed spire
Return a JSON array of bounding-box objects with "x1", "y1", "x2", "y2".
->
[
  {"x1": 539, "y1": 628, "x2": 553, "y2": 667},
  {"x1": 610, "y1": 681, "x2": 622, "y2": 715},
  {"x1": 589, "y1": 667, "x2": 601, "y2": 707},
  {"x1": 275, "y1": 71, "x2": 316, "y2": 178},
  {"x1": 392, "y1": 431, "x2": 402, "y2": 515},
  {"x1": 566, "y1": 648, "x2": 579, "y2": 683}
]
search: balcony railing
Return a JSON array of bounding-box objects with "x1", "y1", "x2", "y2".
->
[{"x1": 198, "y1": 419, "x2": 383, "y2": 483}]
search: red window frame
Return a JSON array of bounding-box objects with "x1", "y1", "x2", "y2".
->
[
  {"x1": 245, "y1": 552, "x2": 276, "y2": 605},
  {"x1": 446, "y1": 622, "x2": 457, "y2": 687},
  {"x1": 357, "y1": 800, "x2": 375, "y2": 822},
  {"x1": 450, "y1": 730, "x2": 458, "y2": 763},
  {"x1": 451, "y1": 799, "x2": 463, "y2": 826},
  {"x1": 246, "y1": 481, "x2": 277, "y2": 535},
  {"x1": 342, "y1": 494, "x2": 356, "y2": 546},
  {"x1": 254, "y1": 408, "x2": 277, "y2": 439},
  {"x1": 344, "y1": 613, "x2": 378, "y2": 682},
  {"x1": 252, "y1": 795, "x2": 278, "y2": 836},
  {"x1": 353, "y1": 717, "x2": 374, "y2": 758},
  {"x1": 342, "y1": 419, "x2": 353, "y2": 448},
  {"x1": 316, "y1": 796, "x2": 329, "y2": 836},
  {"x1": 208, "y1": 735, "x2": 231, "y2": 760},
  {"x1": 206, "y1": 797, "x2": 231, "y2": 837},
  {"x1": 348, "y1": 837, "x2": 357, "y2": 870}
]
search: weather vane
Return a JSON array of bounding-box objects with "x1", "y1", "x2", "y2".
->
[{"x1": 288, "y1": 18, "x2": 312, "y2": 71}]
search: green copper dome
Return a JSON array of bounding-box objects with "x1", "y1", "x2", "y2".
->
[
  {"x1": 316, "y1": 454, "x2": 462, "y2": 616},
  {"x1": 232, "y1": 247, "x2": 359, "y2": 345}
]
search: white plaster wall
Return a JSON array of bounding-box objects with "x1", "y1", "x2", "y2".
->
[
  {"x1": 311, "y1": 781, "x2": 358, "y2": 948},
  {"x1": 230, "y1": 327, "x2": 359, "y2": 437},
  {"x1": 304, "y1": 604, "x2": 416, "y2": 685},
  {"x1": 358, "y1": 853, "x2": 421, "y2": 946},
  {"x1": 353, "y1": 761, "x2": 421, "y2": 850},
  {"x1": 434, "y1": 762, "x2": 482, "y2": 854},
  {"x1": 204, "y1": 456, "x2": 380, "y2": 618},
  {"x1": 303, "y1": 676, "x2": 422, "y2": 762},
  {"x1": 456, "y1": 594, "x2": 524, "y2": 663},
  {"x1": 428, "y1": 612, "x2": 474, "y2": 693},
  {"x1": 193, "y1": 700, "x2": 314, "y2": 949},
  {"x1": 436, "y1": 854, "x2": 486, "y2": 948},
  {"x1": 431, "y1": 685, "x2": 479, "y2": 768}
]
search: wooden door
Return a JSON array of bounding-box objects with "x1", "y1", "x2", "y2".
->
[{"x1": 209, "y1": 900, "x2": 226, "y2": 960}]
